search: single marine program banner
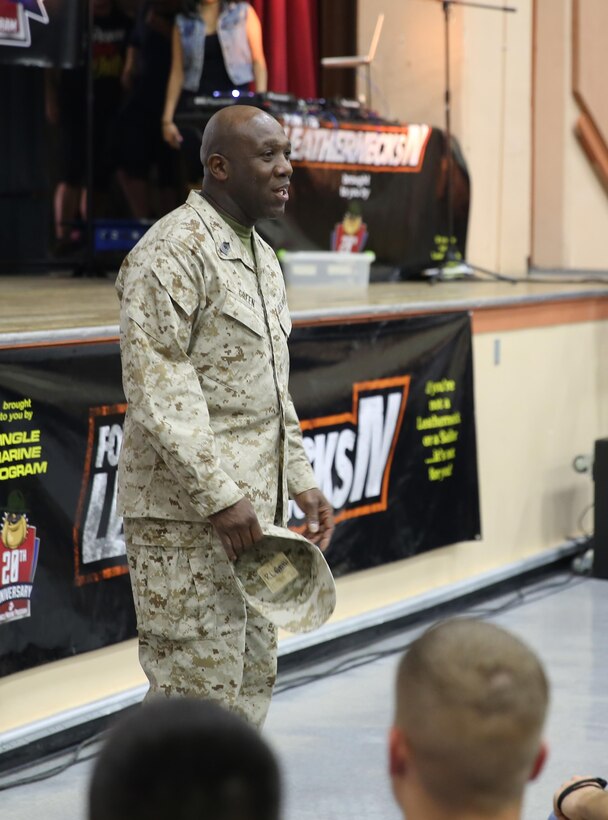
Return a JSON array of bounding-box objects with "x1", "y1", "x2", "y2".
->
[
  {"x1": 0, "y1": 340, "x2": 135, "y2": 676},
  {"x1": 0, "y1": 312, "x2": 480, "y2": 676}
]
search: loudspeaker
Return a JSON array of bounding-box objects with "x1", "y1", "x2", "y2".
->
[{"x1": 593, "y1": 438, "x2": 608, "y2": 579}]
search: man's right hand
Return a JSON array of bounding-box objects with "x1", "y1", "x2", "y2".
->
[{"x1": 209, "y1": 498, "x2": 263, "y2": 562}]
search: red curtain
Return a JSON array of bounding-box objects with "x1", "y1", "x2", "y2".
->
[{"x1": 250, "y1": 0, "x2": 319, "y2": 98}]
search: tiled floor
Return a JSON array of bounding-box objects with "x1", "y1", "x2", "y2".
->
[{"x1": 1, "y1": 571, "x2": 605, "y2": 820}]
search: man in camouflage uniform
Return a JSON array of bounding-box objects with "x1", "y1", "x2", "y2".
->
[{"x1": 116, "y1": 105, "x2": 334, "y2": 727}]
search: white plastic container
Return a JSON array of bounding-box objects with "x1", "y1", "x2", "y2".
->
[{"x1": 278, "y1": 251, "x2": 375, "y2": 288}]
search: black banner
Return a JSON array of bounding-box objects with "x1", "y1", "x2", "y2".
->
[
  {"x1": 176, "y1": 106, "x2": 471, "y2": 277},
  {"x1": 0, "y1": 341, "x2": 132, "y2": 675},
  {"x1": 0, "y1": 1, "x2": 84, "y2": 68},
  {"x1": 266, "y1": 115, "x2": 470, "y2": 276},
  {"x1": 0, "y1": 312, "x2": 480, "y2": 677},
  {"x1": 287, "y1": 312, "x2": 480, "y2": 574}
]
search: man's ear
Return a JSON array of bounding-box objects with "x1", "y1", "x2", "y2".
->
[
  {"x1": 389, "y1": 726, "x2": 409, "y2": 778},
  {"x1": 206, "y1": 152, "x2": 229, "y2": 181},
  {"x1": 529, "y1": 741, "x2": 548, "y2": 782}
]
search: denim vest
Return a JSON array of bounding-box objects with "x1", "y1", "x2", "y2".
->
[{"x1": 177, "y1": 3, "x2": 254, "y2": 92}]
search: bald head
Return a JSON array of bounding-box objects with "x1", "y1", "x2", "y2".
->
[
  {"x1": 200, "y1": 105, "x2": 282, "y2": 170},
  {"x1": 393, "y1": 619, "x2": 548, "y2": 815},
  {"x1": 199, "y1": 105, "x2": 292, "y2": 227}
]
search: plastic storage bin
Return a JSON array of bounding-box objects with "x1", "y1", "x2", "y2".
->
[{"x1": 278, "y1": 251, "x2": 375, "y2": 288}]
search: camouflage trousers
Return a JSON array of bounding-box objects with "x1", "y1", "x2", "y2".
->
[{"x1": 124, "y1": 518, "x2": 278, "y2": 729}]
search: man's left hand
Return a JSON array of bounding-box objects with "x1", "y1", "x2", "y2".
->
[{"x1": 294, "y1": 488, "x2": 334, "y2": 552}]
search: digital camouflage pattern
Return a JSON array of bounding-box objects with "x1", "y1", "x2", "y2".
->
[
  {"x1": 125, "y1": 518, "x2": 277, "y2": 728},
  {"x1": 116, "y1": 190, "x2": 316, "y2": 524},
  {"x1": 116, "y1": 191, "x2": 317, "y2": 725}
]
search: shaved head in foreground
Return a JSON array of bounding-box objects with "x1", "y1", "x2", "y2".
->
[{"x1": 390, "y1": 618, "x2": 549, "y2": 820}]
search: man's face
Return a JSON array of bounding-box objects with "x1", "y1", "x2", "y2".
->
[{"x1": 224, "y1": 114, "x2": 292, "y2": 225}]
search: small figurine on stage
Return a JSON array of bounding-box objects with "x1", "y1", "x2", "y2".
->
[{"x1": 331, "y1": 202, "x2": 369, "y2": 253}]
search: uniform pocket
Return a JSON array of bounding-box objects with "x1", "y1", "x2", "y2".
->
[
  {"x1": 130, "y1": 544, "x2": 218, "y2": 641},
  {"x1": 277, "y1": 304, "x2": 292, "y2": 337},
  {"x1": 222, "y1": 290, "x2": 265, "y2": 337}
]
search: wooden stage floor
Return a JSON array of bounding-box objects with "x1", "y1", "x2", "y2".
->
[{"x1": 1, "y1": 272, "x2": 608, "y2": 338}]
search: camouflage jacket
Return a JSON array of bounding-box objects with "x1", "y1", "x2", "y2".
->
[{"x1": 115, "y1": 190, "x2": 316, "y2": 526}]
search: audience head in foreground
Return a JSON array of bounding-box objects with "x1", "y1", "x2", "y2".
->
[
  {"x1": 89, "y1": 697, "x2": 281, "y2": 820},
  {"x1": 390, "y1": 618, "x2": 549, "y2": 820}
]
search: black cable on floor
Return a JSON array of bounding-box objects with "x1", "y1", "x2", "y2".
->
[
  {"x1": 0, "y1": 569, "x2": 588, "y2": 791},
  {"x1": 0, "y1": 731, "x2": 107, "y2": 792},
  {"x1": 273, "y1": 571, "x2": 585, "y2": 696}
]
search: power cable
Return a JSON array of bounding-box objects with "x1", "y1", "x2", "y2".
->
[
  {"x1": 576, "y1": 504, "x2": 594, "y2": 539},
  {"x1": 274, "y1": 570, "x2": 584, "y2": 695},
  {"x1": 0, "y1": 731, "x2": 107, "y2": 792},
  {"x1": 0, "y1": 568, "x2": 586, "y2": 791}
]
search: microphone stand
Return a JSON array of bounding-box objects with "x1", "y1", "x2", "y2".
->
[{"x1": 426, "y1": 0, "x2": 517, "y2": 281}]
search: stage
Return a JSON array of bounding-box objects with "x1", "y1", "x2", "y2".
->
[
  {"x1": 2, "y1": 273, "x2": 608, "y2": 339},
  {"x1": 1, "y1": 271, "x2": 608, "y2": 758}
]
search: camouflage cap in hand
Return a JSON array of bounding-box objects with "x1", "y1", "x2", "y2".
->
[{"x1": 234, "y1": 524, "x2": 336, "y2": 634}]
